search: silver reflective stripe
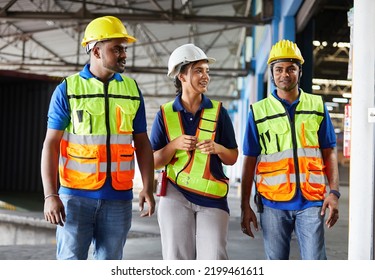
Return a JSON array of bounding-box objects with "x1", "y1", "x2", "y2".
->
[
  {"x1": 256, "y1": 172, "x2": 327, "y2": 186},
  {"x1": 258, "y1": 149, "x2": 294, "y2": 162},
  {"x1": 111, "y1": 161, "x2": 134, "y2": 172},
  {"x1": 100, "y1": 162, "x2": 135, "y2": 172},
  {"x1": 110, "y1": 134, "x2": 133, "y2": 145},
  {"x1": 258, "y1": 148, "x2": 323, "y2": 163},
  {"x1": 256, "y1": 173, "x2": 297, "y2": 185},
  {"x1": 256, "y1": 147, "x2": 326, "y2": 189},
  {"x1": 63, "y1": 132, "x2": 106, "y2": 145},
  {"x1": 63, "y1": 132, "x2": 133, "y2": 145},
  {"x1": 61, "y1": 156, "x2": 134, "y2": 173},
  {"x1": 297, "y1": 147, "x2": 323, "y2": 158},
  {"x1": 65, "y1": 158, "x2": 97, "y2": 173},
  {"x1": 300, "y1": 173, "x2": 328, "y2": 184},
  {"x1": 100, "y1": 162, "x2": 107, "y2": 172}
]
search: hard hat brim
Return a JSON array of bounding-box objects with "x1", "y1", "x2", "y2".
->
[
  {"x1": 81, "y1": 34, "x2": 137, "y2": 48},
  {"x1": 167, "y1": 57, "x2": 216, "y2": 78}
]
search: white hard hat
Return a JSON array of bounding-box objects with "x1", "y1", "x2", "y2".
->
[{"x1": 167, "y1": 43, "x2": 216, "y2": 78}]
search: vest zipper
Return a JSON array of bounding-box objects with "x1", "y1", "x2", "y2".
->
[
  {"x1": 283, "y1": 103, "x2": 301, "y2": 191},
  {"x1": 104, "y1": 82, "x2": 111, "y2": 176}
]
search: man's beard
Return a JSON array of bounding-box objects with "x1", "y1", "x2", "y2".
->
[
  {"x1": 104, "y1": 59, "x2": 126, "y2": 73},
  {"x1": 277, "y1": 80, "x2": 298, "y2": 91}
]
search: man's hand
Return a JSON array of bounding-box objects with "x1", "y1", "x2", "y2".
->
[
  {"x1": 240, "y1": 205, "x2": 259, "y2": 238},
  {"x1": 44, "y1": 196, "x2": 65, "y2": 226},
  {"x1": 321, "y1": 193, "x2": 339, "y2": 228},
  {"x1": 138, "y1": 189, "x2": 155, "y2": 217}
]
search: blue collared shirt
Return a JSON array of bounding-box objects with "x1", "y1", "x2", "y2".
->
[
  {"x1": 47, "y1": 64, "x2": 147, "y2": 200},
  {"x1": 150, "y1": 93, "x2": 238, "y2": 213}
]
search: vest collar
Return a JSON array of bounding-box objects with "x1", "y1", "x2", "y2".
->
[
  {"x1": 79, "y1": 64, "x2": 124, "y2": 82},
  {"x1": 272, "y1": 88, "x2": 303, "y2": 107}
]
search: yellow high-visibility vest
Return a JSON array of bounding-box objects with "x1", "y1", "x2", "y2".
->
[
  {"x1": 59, "y1": 73, "x2": 140, "y2": 191},
  {"x1": 161, "y1": 99, "x2": 229, "y2": 198},
  {"x1": 252, "y1": 90, "x2": 327, "y2": 201}
]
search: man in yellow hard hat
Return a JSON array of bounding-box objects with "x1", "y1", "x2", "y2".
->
[
  {"x1": 240, "y1": 39, "x2": 340, "y2": 259},
  {"x1": 41, "y1": 16, "x2": 155, "y2": 260}
]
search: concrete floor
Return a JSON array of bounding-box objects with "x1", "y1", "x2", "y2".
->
[{"x1": 0, "y1": 164, "x2": 350, "y2": 260}]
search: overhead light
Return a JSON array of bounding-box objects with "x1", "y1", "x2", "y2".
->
[
  {"x1": 332, "y1": 97, "x2": 348, "y2": 103},
  {"x1": 337, "y1": 42, "x2": 350, "y2": 48},
  {"x1": 313, "y1": 78, "x2": 352, "y2": 86},
  {"x1": 342, "y1": 93, "x2": 352, "y2": 98},
  {"x1": 325, "y1": 102, "x2": 339, "y2": 107},
  {"x1": 329, "y1": 113, "x2": 345, "y2": 119},
  {"x1": 313, "y1": 41, "x2": 320, "y2": 46},
  {"x1": 312, "y1": 84, "x2": 321, "y2": 90}
]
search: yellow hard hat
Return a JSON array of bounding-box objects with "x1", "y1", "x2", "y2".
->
[
  {"x1": 267, "y1": 39, "x2": 304, "y2": 65},
  {"x1": 81, "y1": 16, "x2": 137, "y2": 48}
]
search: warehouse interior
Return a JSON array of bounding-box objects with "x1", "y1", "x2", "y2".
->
[{"x1": 0, "y1": 0, "x2": 353, "y2": 202}]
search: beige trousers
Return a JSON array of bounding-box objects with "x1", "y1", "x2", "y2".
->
[{"x1": 157, "y1": 182, "x2": 229, "y2": 260}]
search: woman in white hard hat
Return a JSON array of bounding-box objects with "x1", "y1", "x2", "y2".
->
[{"x1": 150, "y1": 43, "x2": 238, "y2": 259}]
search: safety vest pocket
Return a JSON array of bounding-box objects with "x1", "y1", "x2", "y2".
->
[
  {"x1": 300, "y1": 119, "x2": 320, "y2": 148},
  {"x1": 301, "y1": 159, "x2": 326, "y2": 200},
  {"x1": 72, "y1": 109, "x2": 92, "y2": 134},
  {"x1": 256, "y1": 158, "x2": 292, "y2": 196},
  {"x1": 259, "y1": 121, "x2": 289, "y2": 154},
  {"x1": 116, "y1": 104, "x2": 137, "y2": 134},
  {"x1": 62, "y1": 146, "x2": 102, "y2": 189},
  {"x1": 71, "y1": 102, "x2": 106, "y2": 135},
  {"x1": 115, "y1": 147, "x2": 135, "y2": 183}
]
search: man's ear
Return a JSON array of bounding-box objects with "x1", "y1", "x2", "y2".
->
[{"x1": 92, "y1": 45, "x2": 101, "y2": 59}]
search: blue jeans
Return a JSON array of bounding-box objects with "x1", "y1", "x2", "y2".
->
[
  {"x1": 56, "y1": 194, "x2": 132, "y2": 260},
  {"x1": 260, "y1": 206, "x2": 326, "y2": 260}
]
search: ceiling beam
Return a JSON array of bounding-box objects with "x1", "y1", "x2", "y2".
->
[
  {"x1": 0, "y1": 11, "x2": 270, "y2": 27},
  {"x1": 0, "y1": 63, "x2": 249, "y2": 78},
  {"x1": 296, "y1": 0, "x2": 323, "y2": 33}
]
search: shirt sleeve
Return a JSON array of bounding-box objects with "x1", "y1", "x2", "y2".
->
[
  {"x1": 47, "y1": 81, "x2": 71, "y2": 130},
  {"x1": 318, "y1": 104, "x2": 337, "y2": 149},
  {"x1": 242, "y1": 109, "x2": 261, "y2": 157},
  {"x1": 132, "y1": 83, "x2": 147, "y2": 134},
  {"x1": 150, "y1": 110, "x2": 168, "y2": 151},
  {"x1": 216, "y1": 106, "x2": 238, "y2": 149}
]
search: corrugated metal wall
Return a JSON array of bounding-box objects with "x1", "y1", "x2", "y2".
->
[{"x1": 0, "y1": 72, "x2": 60, "y2": 193}]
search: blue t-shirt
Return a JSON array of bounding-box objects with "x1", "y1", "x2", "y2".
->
[
  {"x1": 243, "y1": 89, "x2": 337, "y2": 210},
  {"x1": 150, "y1": 94, "x2": 238, "y2": 213},
  {"x1": 47, "y1": 64, "x2": 148, "y2": 200}
]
